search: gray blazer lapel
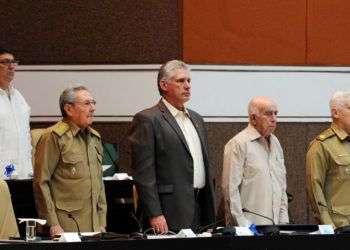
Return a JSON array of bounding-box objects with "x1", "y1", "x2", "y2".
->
[{"x1": 158, "y1": 101, "x2": 191, "y2": 155}]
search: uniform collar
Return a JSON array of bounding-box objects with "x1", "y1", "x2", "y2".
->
[
  {"x1": 62, "y1": 119, "x2": 100, "y2": 138},
  {"x1": 62, "y1": 119, "x2": 81, "y2": 136},
  {"x1": 331, "y1": 123, "x2": 349, "y2": 141},
  {"x1": 162, "y1": 98, "x2": 190, "y2": 118}
]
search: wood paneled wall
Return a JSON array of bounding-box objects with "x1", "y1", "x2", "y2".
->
[
  {"x1": 4, "y1": 1, "x2": 350, "y2": 65},
  {"x1": 183, "y1": 0, "x2": 350, "y2": 65},
  {"x1": 0, "y1": 0, "x2": 180, "y2": 64}
]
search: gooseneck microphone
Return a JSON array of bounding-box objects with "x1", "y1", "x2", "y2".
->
[
  {"x1": 317, "y1": 202, "x2": 350, "y2": 234},
  {"x1": 129, "y1": 212, "x2": 143, "y2": 233},
  {"x1": 68, "y1": 214, "x2": 82, "y2": 237},
  {"x1": 242, "y1": 208, "x2": 279, "y2": 236},
  {"x1": 242, "y1": 208, "x2": 275, "y2": 225},
  {"x1": 197, "y1": 218, "x2": 225, "y2": 233}
]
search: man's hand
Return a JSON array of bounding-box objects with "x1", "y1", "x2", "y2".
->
[
  {"x1": 149, "y1": 215, "x2": 168, "y2": 234},
  {"x1": 50, "y1": 224, "x2": 64, "y2": 237},
  {"x1": 100, "y1": 226, "x2": 106, "y2": 233}
]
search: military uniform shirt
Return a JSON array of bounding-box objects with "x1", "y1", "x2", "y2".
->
[
  {"x1": 306, "y1": 123, "x2": 350, "y2": 227},
  {"x1": 33, "y1": 120, "x2": 107, "y2": 232}
]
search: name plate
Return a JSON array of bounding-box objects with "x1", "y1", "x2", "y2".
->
[
  {"x1": 235, "y1": 227, "x2": 254, "y2": 236},
  {"x1": 59, "y1": 232, "x2": 81, "y2": 242},
  {"x1": 318, "y1": 225, "x2": 334, "y2": 235}
]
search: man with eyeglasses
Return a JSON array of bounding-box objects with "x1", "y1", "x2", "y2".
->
[
  {"x1": 0, "y1": 47, "x2": 32, "y2": 179},
  {"x1": 222, "y1": 96, "x2": 289, "y2": 226},
  {"x1": 128, "y1": 60, "x2": 216, "y2": 234},
  {"x1": 33, "y1": 86, "x2": 107, "y2": 237}
]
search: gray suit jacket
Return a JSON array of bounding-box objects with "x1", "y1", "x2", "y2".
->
[{"x1": 128, "y1": 100, "x2": 216, "y2": 231}]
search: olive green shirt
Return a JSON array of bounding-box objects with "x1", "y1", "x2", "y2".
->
[
  {"x1": 306, "y1": 123, "x2": 350, "y2": 227},
  {"x1": 33, "y1": 120, "x2": 107, "y2": 232}
]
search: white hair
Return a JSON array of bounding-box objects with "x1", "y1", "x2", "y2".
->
[
  {"x1": 329, "y1": 91, "x2": 350, "y2": 112},
  {"x1": 248, "y1": 96, "x2": 276, "y2": 116}
]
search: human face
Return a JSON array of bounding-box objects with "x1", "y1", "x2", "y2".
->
[
  {"x1": 253, "y1": 103, "x2": 278, "y2": 138},
  {"x1": 333, "y1": 99, "x2": 350, "y2": 135},
  {"x1": 65, "y1": 90, "x2": 96, "y2": 128},
  {"x1": 161, "y1": 69, "x2": 191, "y2": 110},
  {"x1": 0, "y1": 53, "x2": 17, "y2": 90}
]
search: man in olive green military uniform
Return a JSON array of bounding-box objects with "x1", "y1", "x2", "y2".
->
[
  {"x1": 306, "y1": 91, "x2": 350, "y2": 228},
  {"x1": 0, "y1": 180, "x2": 19, "y2": 239},
  {"x1": 33, "y1": 86, "x2": 106, "y2": 237}
]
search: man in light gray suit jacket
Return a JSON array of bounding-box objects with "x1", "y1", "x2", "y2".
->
[{"x1": 128, "y1": 60, "x2": 215, "y2": 234}]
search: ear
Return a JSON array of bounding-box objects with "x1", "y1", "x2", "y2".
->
[
  {"x1": 331, "y1": 107, "x2": 339, "y2": 119},
  {"x1": 159, "y1": 79, "x2": 168, "y2": 93},
  {"x1": 249, "y1": 114, "x2": 256, "y2": 125},
  {"x1": 64, "y1": 103, "x2": 74, "y2": 117}
]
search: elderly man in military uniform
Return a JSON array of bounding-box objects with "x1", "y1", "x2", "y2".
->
[
  {"x1": 306, "y1": 91, "x2": 350, "y2": 228},
  {"x1": 33, "y1": 86, "x2": 106, "y2": 237}
]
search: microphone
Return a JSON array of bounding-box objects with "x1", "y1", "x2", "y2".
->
[
  {"x1": 242, "y1": 208, "x2": 275, "y2": 225},
  {"x1": 242, "y1": 208, "x2": 279, "y2": 236},
  {"x1": 317, "y1": 202, "x2": 350, "y2": 234},
  {"x1": 68, "y1": 214, "x2": 82, "y2": 237},
  {"x1": 197, "y1": 218, "x2": 225, "y2": 233},
  {"x1": 129, "y1": 212, "x2": 143, "y2": 234}
]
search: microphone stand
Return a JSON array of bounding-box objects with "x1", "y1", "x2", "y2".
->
[
  {"x1": 197, "y1": 218, "x2": 226, "y2": 233},
  {"x1": 128, "y1": 212, "x2": 145, "y2": 238},
  {"x1": 317, "y1": 202, "x2": 350, "y2": 234},
  {"x1": 68, "y1": 214, "x2": 83, "y2": 239},
  {"x1": 242, "y1": 208, "x2": 279, "y2": 236}
]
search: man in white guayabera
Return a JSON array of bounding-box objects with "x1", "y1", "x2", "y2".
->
[{"x1": 0, "y1": 47, "x2": 32, "y2": 179}]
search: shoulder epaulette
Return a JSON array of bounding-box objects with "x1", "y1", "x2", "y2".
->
[
  {"x1": 317, "y1": 128, "x2": 335, "y2": 141},
  {"x1": 51, "y1": 122, "x2": 70, "y2": 137}
]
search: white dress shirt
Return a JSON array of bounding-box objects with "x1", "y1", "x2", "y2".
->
[
  {"x1": 0, "y1": 85, "x2": 32, "y2": 179},
  {"x1": 222, "y1": 124, "x2": 289, "y2": 226},
  {"x1": 163, "y1": 99, "x2": 205, "y2": 188}
]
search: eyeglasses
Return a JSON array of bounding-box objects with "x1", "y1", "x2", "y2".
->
[
  {"x1": 0, "y1": 59, "x2": 19, "y2": 66},
  {"x1": 70, "y1": 100, "x2": 97, "y2": 107}
]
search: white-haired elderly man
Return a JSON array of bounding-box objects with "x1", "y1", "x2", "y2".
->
[
  {"x1": 307, "y1": 91, "x2": 350, "y2": 229},
  {"x1": 222, "y1": 96, "x2": 289, "y2": 226}
]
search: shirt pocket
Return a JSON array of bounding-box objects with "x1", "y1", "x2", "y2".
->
[
  {"x1": 333, "y1": 155, "x2": 350, "y2": 181},
  {"x1": 273, "y1": 155, "x2": 285, "y2": 174},
  {"x1": 60, "y1": 153, "x2": 84, "y2": 179}
]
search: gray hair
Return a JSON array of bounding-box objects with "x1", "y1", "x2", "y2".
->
[
  {"x1": 157, "y1": 60, "x2": 190, "y2": 96},
  {"x1": 329, "y1": 91, "x2": 350, "y2": 113},
  {"x1": 59, "y1": 85, "x2": 89, "y2": 117}
]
